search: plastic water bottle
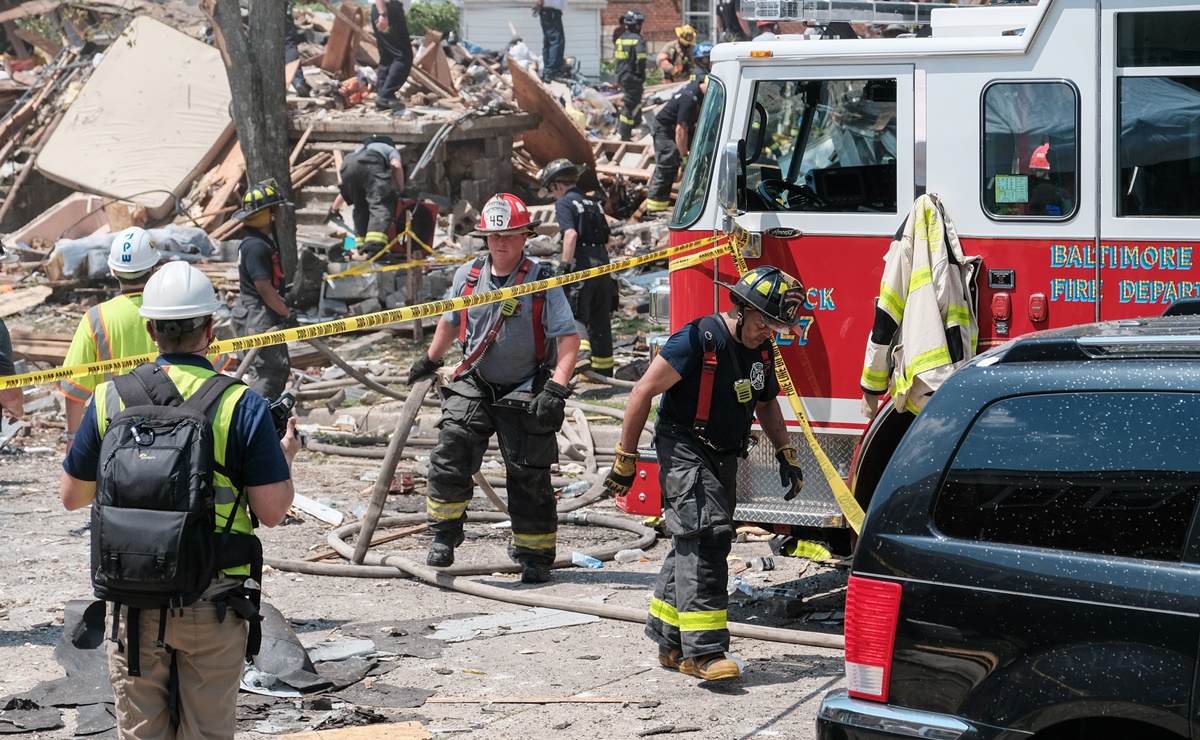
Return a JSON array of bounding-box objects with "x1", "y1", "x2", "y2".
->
[
  {"x1": 748, "y1": 556, "x2": 775, "y2": 572},
  {"x1": 571, "y1": 552, "x2": 604, "y2": 569},
  {"x1": 614, "y1": 548, "x2": 647, "y2": 563},
  {"x1": 559, "y1": 480, "x2": 591, "y2": 498}
]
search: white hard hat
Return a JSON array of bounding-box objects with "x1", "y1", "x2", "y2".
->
[
  {"x1": 139, "y1": 262, "x2": 220, "y2": 321},
  {"x1": 107, "y1": 226, "x2": 161, "y2": 276}
]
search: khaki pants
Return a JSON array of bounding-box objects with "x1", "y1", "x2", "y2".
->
[{"x1": 106, "y1": 602, "x2": 248, "y2": 740}]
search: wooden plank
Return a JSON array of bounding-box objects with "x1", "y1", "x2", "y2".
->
[
  {"x1": 290, "y1": 119, "x2": 315, "y2": 167},
  {"x1": 280, "y1": 721, "x2": 431, "y2": 739},
  {"x1": 595, "y1": 162, "x2": 655, "y2": 180},
  {"x1": 412, "y1": 31, "x2": 455, "y2": 93},
  {"x1": 507, "y1": 59, "x2": 598, "y2": 191},
  {"x1": 320, "y1": 0, "x2": 365, "y2": 79},
  {"x1": 197, "y1": 141, "x2": 245, "y2": 231},
  {"x1": 0, "y1": 286, "x2": 53, "y2": 318},
  {"x1": 313, "y1": 0, "x2": 377, "y2": 48},
  {"x1": 0, "y1": 0, "x2": 62, "y2": 24}
]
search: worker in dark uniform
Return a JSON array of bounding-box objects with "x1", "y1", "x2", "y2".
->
[
  {"x1": 646, "y1": 74, "x2": 708, "y2": 214},
  {"x1": 285, "y1": 2, "x2": 311, "y2": 97},
  {"x1": 605, "y1": 266, "x2": 806, "y2": 681},
  {"x1": 614, "y1": 10, "x2": 647, "y2": 142},
  {"x1": 691, "y1": 41, "x2": 713, "y2": 79},
  {"x1": 716, "y1": 0, "x2": 749, "y2": 41},
  {"x1": 232, "y1": 180, "x2": 296, "y2": 399},
  {"x1": 330, "y1": 135, "x2": 406, "y2": 258},
  {"x1": 539, "y1": 158, "x2": 616, "y2": 376},
  {"x1": 407, "y1": 193, "x2": 580, "y2": 585},
  {"x1": 371, "y1": 0, "x2": 412, "y2": 112}
]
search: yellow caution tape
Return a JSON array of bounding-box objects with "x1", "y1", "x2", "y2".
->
[
  {"x1": 325, "y1": 256, "x2": 469, "y2": 282},
  {"x1": 668, "y1": 242, "x2": 729, "y2": 272},
  {"x1": 726, "y1": 234, "x2": 866, "y2": 533},
  {"x1": 0, "y1": 235, "x2": 726, "y2": 391}
]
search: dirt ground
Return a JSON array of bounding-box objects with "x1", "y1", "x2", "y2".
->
[{"x1": 0, "y1": 345, "x2": 849, "y2": 739}]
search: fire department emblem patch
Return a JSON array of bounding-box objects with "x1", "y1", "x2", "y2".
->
[{"x1": 750, "y1": 362, "x2": 765, "y2": 391}]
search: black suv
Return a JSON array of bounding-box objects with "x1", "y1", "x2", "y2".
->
[{"x1": 818, "y1": 318, "x2": 1200, "y2": 740}]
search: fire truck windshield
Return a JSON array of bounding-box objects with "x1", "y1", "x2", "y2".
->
[
  {"x1": 672, "y1": 75, "x2": 727, "y2": 228},
  {"x1": 743, "y1": 77, "x2": 897, "y2": 213}
]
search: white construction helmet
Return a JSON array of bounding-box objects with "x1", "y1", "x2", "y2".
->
[
  {"x1": 139, "y1": 262, "x2": 220, "y2": 323},
  {"x1": 107, "y1": 226, "x2": 161, "y2": 277}
]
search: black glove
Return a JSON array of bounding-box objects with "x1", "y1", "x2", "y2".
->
[
  {"x1": 324, "y1": 207, "x2": 339, "y2": 224},
  {"x1": 281, "y1": 310, "x2": 300, "y2": 329},
  {"x1": 530, "y1": 379, "x2": 571, "y2": 428},
  {"x1": 776, "y1": 445, "x2": 804, "y2": 501},
  {"x1": 604, "y1": 443, "x2": 637, "y2": 496},
  {"x1": 558, "y1": 260, "x2": 575, "y2": 276},
  {"x1": 407, "y1": 354, "x2": 443, "y2": 385},
  {"x1": 531, "y1": 4, "x2": 542, "y2": 15}
]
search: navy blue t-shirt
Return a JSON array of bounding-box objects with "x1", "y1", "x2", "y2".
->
[
  {"x1": 63, "y1": 354, "x2": 290, "y2": 487},
  {"x1": 657, "y1": 315, "x2": 779, "y2": 451}
]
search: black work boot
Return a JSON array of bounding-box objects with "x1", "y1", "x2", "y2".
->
[
  {"x1": 427, "y1": 532, "x2": 464, "y2": 568},
  {"x1": 520, "y1": 561, "x2": 553, "y2": 584}
]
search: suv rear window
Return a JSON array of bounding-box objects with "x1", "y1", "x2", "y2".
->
[{"x1": 934, "y1": 392, "x2": 1200, "y2": 561}]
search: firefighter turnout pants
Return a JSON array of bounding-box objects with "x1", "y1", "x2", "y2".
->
[
  {"x1": 647, "y1": 122, "x2": 681, "y2": 213},
  {"x1": 107, "y1": 602, "x2": 248, "y2": 740},
  {"x1": 645, "y1": 422, "x2": 740, "y2": 659},
  {"x1": 425, "y1": 377, "x2": 558, "y2": 565},
  {"x1": 231, "y1": 298, "x2": 290, "y2": 399},
  {"x1": 339, "y1": 152, "x2": 400, "y2": 254},
  {"x1": 570, "y1": 274, "x2": 618, "y2": 376},
  {"x1": 618, "y1": 76, "x2": 644, "y2": 142}
]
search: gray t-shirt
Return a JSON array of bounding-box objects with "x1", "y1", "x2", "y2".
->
[
  {"x1": 446, "y1": 255, "x2": 576, "y2": 388},
  {"x1": 357, "y1": 141, "x2": 403, "y2": 166}
]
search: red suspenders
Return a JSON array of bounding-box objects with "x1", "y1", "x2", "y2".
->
[{"x1": 455, "y1": 257, "x2": 547, "y2": 379}]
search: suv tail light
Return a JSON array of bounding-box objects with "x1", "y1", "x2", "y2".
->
[{"x1": 844, "y1": 575, "x2": 902, "y2": 702}]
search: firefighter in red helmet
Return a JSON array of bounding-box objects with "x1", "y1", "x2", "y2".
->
[{"x1": 407, "y1": 194, "x2": 580, "y2": 584}]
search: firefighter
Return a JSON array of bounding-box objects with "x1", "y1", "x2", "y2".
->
[
  {"x1": 657, "y1": 25, "x2": 696, "y2": 83},
  {"x1": 691, "y1": 41, "x2": 713, "y2": 79},
  {"x1": 330, "y1": 135, "x2": 406, "y2": 258},
  {"x1": 615, "y1": 10, "x2": 647, "y2": 142},
  {"x1": 538, "y1": 158, "x2": 617, "y2": 376},
  {"x1": 715, "y1": 0, "x2": 749, "y2": 41},
  {"x1": 605, "y1": 266, "x2": 805, "y2": 680},
  {"x1": 371, "y1": 0, "x2": 412, "y2": 111},
  {"x1": 406, "y1": 193, "x2": 580, "y2": 584},
  {"x1": 232, "y1": 180, "x2": 296, "y2": 399},
  {"x1": 60, "y1": 227, "x2": 161, "y2": 450},
  {"x1": 1028, "y1": 142, "x2": 1071, "y2": 217},
  {"x1": 646, "y1": 74, "x2": 708, "y2": 214},
  {"x1": 756, "y1": 20, "x2": 780, "y2": 40}
]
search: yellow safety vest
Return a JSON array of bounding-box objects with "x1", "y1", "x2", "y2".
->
[
  {"x1": 58, "y1": 294, "x2": 157, "y2": 403},
  {"x1": 93, "y1": 362, "x2": 254, "y2": 576}
]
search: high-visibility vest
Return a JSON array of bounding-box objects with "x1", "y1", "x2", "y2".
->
[
  {"x1": 93, "y1": 362, "x2": 254, "y2": 575},
  {"x1": 58, "y1": 294, "x2": 156, "y2": 403}
]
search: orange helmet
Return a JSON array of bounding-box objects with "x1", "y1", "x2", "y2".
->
[
  {"x1": 1029, "y1": 142, "x2": 1051, "y2": 171},
  {"x1": 471, "y1": 193, "x2": 542, "y2": 236}
]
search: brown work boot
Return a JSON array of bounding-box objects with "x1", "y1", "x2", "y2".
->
[
  {"x1": 657, "y1": 647, "x2": 683, "y2": 671},
  {"x1": 680, "y1": 653, "x2": 740, "y2": 681}
]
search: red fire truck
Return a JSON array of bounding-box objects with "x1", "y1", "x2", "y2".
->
[{"x1": 622, "y1": 0, "x2": 1200, "y2": 546}]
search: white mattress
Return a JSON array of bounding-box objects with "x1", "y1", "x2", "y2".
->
[{"x1": 37, "y1": 16, "x2": 234, "y2": 220}]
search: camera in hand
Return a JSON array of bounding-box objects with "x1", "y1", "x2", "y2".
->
[{"x1": 268, "y1": 392, "x2": 296, "y2": 438}]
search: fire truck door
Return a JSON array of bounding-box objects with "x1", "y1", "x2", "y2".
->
[{"x1": 1098, "y1": 3, "x2": 1200, "y2": 320}]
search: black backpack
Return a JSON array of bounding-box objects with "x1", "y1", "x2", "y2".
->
[{"x1": 91, "y1": 363, "x2": 257, "y2": 611}]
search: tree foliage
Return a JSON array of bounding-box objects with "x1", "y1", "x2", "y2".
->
[{"x1": 407, "y1": 1, "x2": 460, "y2": 36}]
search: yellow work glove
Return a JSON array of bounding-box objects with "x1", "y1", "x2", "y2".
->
[{"x1": 604, "y1": 443, "x2": 638, "y2": 496}]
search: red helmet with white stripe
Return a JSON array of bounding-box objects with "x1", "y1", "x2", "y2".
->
[{"x1": 470, "y1": 193, "x2": 542, "y2": 236}]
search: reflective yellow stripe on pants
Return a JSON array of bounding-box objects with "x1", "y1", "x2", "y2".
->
[
  {"x1": 649, "y1": 598, "x2": 680, "y2": 627},
  {"x1": 426, "y1": 498, "x2": 469, "y2": 521}
]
